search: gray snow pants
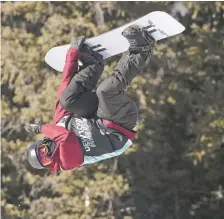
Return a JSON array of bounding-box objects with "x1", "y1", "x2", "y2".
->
[{"x1": 60, "y1": 51, "x2": 148, "y2": 130}]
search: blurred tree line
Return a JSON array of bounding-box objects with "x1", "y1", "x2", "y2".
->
[{"x1": 1, "y1": 1, "x2": 224, "y2": 219}]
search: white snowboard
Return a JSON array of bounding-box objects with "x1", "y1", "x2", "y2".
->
[{"x1": 45, "y1": 11, "x2": 185, "y2": 72}]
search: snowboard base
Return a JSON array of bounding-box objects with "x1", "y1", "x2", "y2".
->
[{"x1": 45, "y1": 11, "x2": 185, "y2": 72}]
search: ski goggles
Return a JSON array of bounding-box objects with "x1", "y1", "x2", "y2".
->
[{"x1": 36, "y1": 143, "x2": 52, "y2": 167}]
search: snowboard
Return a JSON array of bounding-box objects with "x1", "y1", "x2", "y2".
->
[{"x1": 45, "y1": 11, "x2": 185, "y2": 72}]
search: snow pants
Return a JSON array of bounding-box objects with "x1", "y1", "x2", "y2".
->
[{"x1": 60, "y1": 51, "x2": 147, "y2": 130}]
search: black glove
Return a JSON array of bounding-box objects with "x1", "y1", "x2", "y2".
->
[
  {"x1": 24, "y1": 122, "x2": 43, "y2": 134},
  {"x1": 70, "y1": 36, "x2": 86, "y2": 50},
  {"x1": 79, "y1": 44, "x2": 105, "y2": 67}
]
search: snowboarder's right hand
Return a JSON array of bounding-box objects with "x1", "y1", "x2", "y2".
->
[
  {"x1": 24, "y1": 122, "x2": 43, "y2": 134},
  {"x1": 79, "y1": 44, "x2": 105, "y2": 67},
  {"x1": 70, "y1": 36, "x2": 86, "y2": 50}
]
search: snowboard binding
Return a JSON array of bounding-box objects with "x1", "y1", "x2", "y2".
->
[{"x1": 122, "y1": 25, "x2": 155, "y2": 54}]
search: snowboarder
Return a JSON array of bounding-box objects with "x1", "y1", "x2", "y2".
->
[{"x1": 25, "y1": 25, "x2": 155, "y2": 173}]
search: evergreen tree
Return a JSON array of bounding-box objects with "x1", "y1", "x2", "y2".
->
[{"x1": 1, "y1": 2, "x2": 223, "y2": 219}]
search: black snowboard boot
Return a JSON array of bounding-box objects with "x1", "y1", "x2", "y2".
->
[{"x1": 122, "y1": 25, "x2": 155, "y2": 60}]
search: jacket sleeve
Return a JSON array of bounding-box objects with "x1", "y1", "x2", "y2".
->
[
  {"x1": 53, "y1": 48, "x2": 80, "y2": 125},
  {"x1": 41, "y1": 123, "x2": 70, "y2": 142},
  {"x1": 41, "y1": 123, "x2": 83, "y2": 173}
]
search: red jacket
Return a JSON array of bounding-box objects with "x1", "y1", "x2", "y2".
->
[
  {"x1": 41, "y1": 48, "x2": 136, "y2": 174},
  {"x1": 41, "y1": 124, "x2": 83, "y2": 173},
  {"x1": 41, "y1": 48, "x2": 83, "y2": 173}
]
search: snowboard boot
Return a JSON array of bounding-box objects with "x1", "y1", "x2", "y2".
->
[
  {"x1": 122, "y1": 25, "x2": 155, "y2": 61},
  {"x1": 112, "y1": 25, "x2": 156, "y2": 86}
]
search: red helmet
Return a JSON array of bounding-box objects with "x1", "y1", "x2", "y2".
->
[{"x1": 27, "y1": 139, "x2": 53, "y2": 169}]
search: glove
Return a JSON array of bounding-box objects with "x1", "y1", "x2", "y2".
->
[
  {"x1": 70, "y1": 36, "x2": 86, "y2": 50},
  {"x1": 79, "y1": 44, "x2": 105, "y2": 67},
  {"x1": 24, "y1": 122, "x2": 43, "y2": 134}
]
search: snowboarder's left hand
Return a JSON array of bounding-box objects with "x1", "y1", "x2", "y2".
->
[
  {"x1": 70, "y1": 36, "x2": 86, "y2": 50},
  {"x1": 24, "y1": 122, "x2": 43, "y2": 134}
]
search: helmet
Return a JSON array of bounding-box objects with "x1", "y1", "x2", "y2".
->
[{"x1": 27, "y1": 139, "x2": 53, "y2": 169}]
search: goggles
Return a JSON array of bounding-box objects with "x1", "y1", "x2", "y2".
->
[{"x1": 36, "y1": 143, "x2": 52, "y2": 167}]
